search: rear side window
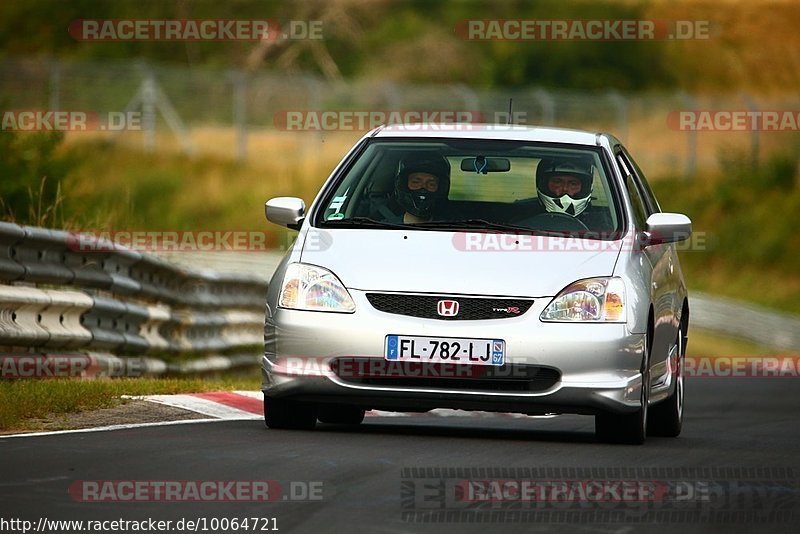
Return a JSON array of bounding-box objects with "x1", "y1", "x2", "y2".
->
[
  {"x1": 618, "y1": 148, "x2": 661, "y2": 215},
  {"x1": 616, "y1": 152, "x2": 648, "y2": 230}
]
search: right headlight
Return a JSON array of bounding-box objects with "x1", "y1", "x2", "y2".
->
[
  {"x1": 540, "y1": 277, "x2": 626, "y2": 322},
  {"x1": 278, "y1": 263, "x2": 356, "y2": 313}
]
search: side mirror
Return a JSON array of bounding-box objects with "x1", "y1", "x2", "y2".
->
[
  {"x1": 642, "y1": 213, "x2": 692, "y2": 246},
  {"x1": 265, "y1": 197, "x2": 305, "y2": 230}
]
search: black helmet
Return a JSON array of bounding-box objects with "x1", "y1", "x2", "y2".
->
[
  {"x1": 535, "y1": 157, "x2": 593, "y2": 216},
  {"x1": 394, "y1": 156, "x2": 451, "y2": 218}
]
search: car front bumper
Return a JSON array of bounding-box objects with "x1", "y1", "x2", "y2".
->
[{"x1": 262, "y1": 291, "x2": 647, "y2": 416}]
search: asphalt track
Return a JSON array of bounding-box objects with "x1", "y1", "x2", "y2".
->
[{"x1": 1, "y1": 378, "x2": 799, "y2": 534}]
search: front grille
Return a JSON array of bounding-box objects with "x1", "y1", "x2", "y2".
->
[
  {"x1": 331, "y1": 358, "x2": 560, "y2": 392},
  {"x1": 366, "y1": 293, "x2": 533, "y2": 320}
]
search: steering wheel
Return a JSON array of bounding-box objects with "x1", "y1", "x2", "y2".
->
[{"x1": 521, "y1": 212, "x2": 590, "y2": 232}]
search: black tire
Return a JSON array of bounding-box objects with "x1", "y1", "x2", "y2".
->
[
  {"x1": 317, "y1": 405, "x2": 366, "y2": 425},
  {"x1": 596, "y1": 333, "x2": 650, "y2": 445},
  {"x1": 647, "y1": 326, "x2": 685, "y2": 437},
  {"x1": 263, "y1": 397, "x2": 317, "y2": 430}
]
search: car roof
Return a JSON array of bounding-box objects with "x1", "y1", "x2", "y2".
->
[{"x1": 372, "y1": 123, "x2": 613, "y2": 146}]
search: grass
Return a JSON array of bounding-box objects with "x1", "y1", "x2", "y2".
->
[
  {"x1": 0, "y1": 374, "x2": 261, "y2": 432},
  {"x1": 57, "y1": 128, "x2": 359, "y2": 232}
]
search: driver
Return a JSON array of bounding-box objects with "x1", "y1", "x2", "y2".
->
[
  {"x1": 536, "y1": 158, "x2": 593, "y2": 217},
  {"x1": 391, "y1": 156, "x2": 451, "y2": 223}
]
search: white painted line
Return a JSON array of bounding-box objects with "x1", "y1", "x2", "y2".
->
[
  {"x1": 367, "y1": 410, "x2": 412, "y2": 417},
  {"x1": 234, "y1": 390, "x2": 263, "y2": 399},
  {"x1": 0, "y1": 418, "x2": 226, "y2": 439},
  {"x1": 142, "y1": 394, "x2": 261, "y2": 420}
]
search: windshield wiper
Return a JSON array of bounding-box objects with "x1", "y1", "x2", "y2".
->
[
  {"x1": 322, "y1": 217, "x2": 553, "y2": 235},
  {"x1": 320, "y1": 217, "x2": 410, "y2": 230},
  {"x1": 409, "y1": 219, "x2": 545, "y2": 233}
]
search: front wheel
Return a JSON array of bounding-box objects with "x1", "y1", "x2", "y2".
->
[
  {"x1": 647, "y1": 326, "x2": 685, "y2": 437},
  {"x1": 595, "y1": 377, "x2": 648, "y2": 444},
  {"x1": 596, "y1": 334, "x2": 650, "y2": 445},
  {"x1": 264, "y1": 397, "x2": 317, "y2": 430}
]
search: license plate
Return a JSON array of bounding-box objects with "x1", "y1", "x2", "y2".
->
[{"x1": 385, "y1": 335, "x2": 505, "y2": 366}]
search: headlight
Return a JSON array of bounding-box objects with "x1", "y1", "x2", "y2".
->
[
  {"x1": 278, "y1": 263, "x2": 356, "y2": 313},
  {"x1": 540, "y1": 277, "x2": 625, "y2": 322}
]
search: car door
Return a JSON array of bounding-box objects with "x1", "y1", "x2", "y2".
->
[{"x1": 614, "y1": 145, "x2": 678, "y2": 390}]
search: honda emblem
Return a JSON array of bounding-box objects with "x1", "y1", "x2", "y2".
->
[{"x1": 437, "y1": 299, "x2": 459, "y2": 317}]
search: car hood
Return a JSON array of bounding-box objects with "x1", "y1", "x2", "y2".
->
[{"x1": 300, "y1": 228, "x2": 623, "y2": 297}]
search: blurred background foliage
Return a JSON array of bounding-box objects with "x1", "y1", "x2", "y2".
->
[
  {"x1": 0, "y1": 130, "x2": 75, "y2": 226},
  {"x1": 1, "y1": 0, "x2": 799, "y2": 93},
  {"x1": 651, "y1": 147, "x2": 800, "y2": 313}
]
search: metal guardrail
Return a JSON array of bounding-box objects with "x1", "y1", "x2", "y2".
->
[
  {"x1": 690, "y1": 292, "x2": 800, "y2": 351},
  {"x1": 0, "y1": 222, "x2": 266, "y2": 378}
]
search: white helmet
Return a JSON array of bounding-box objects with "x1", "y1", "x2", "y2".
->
[{"x1": 535, "y1": 158, "x2": 593, "y2": 217}]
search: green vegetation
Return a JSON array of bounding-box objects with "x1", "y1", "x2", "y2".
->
[
  {"x1": 3, "y1": 1, "x2": 798, "y2": 93},
  {"x1": 0, "y1": 131, "x2": 76, "y2": 226},
  {"x1": 0, "y1": 374, "x2": 261, "y2": 431},
  {"x1": 687, "y1": 329, "x2": 780, "y2": 359},
  {"x1": 0, "y1": 130, "x2": 345, "y2": 244},
  {"x1": 652, "y1": 150, "x2": 800, "y2": 314},
  {"x1": 0, "y1": 0, "x2": 680, "y2": 92},
  {"x1": 55, "y1": 133, "x2": 341, "y2": 234}
]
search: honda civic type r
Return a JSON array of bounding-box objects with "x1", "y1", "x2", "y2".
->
[{"x1": 262, "y1": 124, "x2": 691, "y2": 444}]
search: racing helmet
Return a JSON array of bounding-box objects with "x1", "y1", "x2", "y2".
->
[
  {"x1": 535, "y1": 157, "x2": 594, "y2": 217},
  {"x1": 394, "y1": 156, "x2": 451, "y2": 218}
]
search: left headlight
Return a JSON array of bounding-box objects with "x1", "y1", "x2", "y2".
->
[
  {"x1": 540, "y1": 277, "x2": 625, "y2": 322},
  {"x1": 278, "y1": 263, "x2": 356, "y2": 313}
]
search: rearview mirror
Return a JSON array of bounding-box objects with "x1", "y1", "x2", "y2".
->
[
  {"x1": 642, "y1": 213, "x2": 692, "y2": 246},
  {"x1": 265, "y1": 197, "x2": 305, "y2": 230},
  {"x1": 460, "y1": 156, "x2": 511, "y2": 173}
]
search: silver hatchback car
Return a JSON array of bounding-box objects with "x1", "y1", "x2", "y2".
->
[{"x1": 262, "y1": 124, "x2": 691, "y2": 444}]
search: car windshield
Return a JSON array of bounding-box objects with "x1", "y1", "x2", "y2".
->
[{"x1": 316, "y1": 138, "x2": 622, "y2": 238}]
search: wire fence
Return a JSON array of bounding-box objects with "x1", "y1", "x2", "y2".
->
[{"x1": 2, "y1": 57, "x2": 798, "y2": 178}]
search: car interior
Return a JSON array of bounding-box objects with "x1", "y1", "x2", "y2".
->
[{"x1": 327, "y1": 146, "x2": 618, "y2": 233}]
